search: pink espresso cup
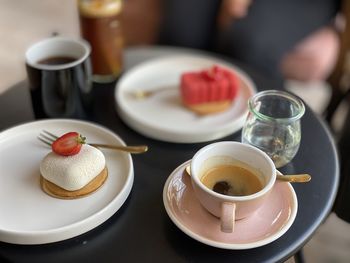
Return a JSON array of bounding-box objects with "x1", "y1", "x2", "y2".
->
[{"x1": 190, "y1": 141, "x2": 276, "y2": 233}]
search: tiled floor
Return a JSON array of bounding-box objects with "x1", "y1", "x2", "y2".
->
[
  {"x1": 0, "y1": 0, "x2": 79, "y2": 94},
  {"x1": 1, "y1": 1, "x2": 350, "y2": 262}
]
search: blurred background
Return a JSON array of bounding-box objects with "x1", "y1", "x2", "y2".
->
[{"x1": 1, "y1": 0, "x2": 350, "y2": 262}]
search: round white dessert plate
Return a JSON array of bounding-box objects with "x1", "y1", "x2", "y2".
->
[
  {"x1": 0, "y1": 119, "x2": 134, "y2": 244},
  {"x1": 115, "y1": 54, "x2": 256, "y2": 143}
]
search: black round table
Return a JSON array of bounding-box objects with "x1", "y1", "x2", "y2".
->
[{"x1": 0, "y1": 47, "x2": 339, "y2": 263}]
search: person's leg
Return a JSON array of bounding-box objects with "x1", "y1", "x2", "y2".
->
[
  {"x1": 215, "y1": 0, "x2": 340, "y2": 79},
  {"x1": 281, "y1": 26, "x2": 339, "y2": 82},
  {"x1": 158, "y1": 0, "x2": 221, "y2": 50},
  {"x1": 334, "y1": 107, "x2": 350, "y2": 222}
]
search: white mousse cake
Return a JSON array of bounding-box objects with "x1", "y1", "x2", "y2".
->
[{"x1": 40, "y1": 144, "x2": 106, "y2": 191}]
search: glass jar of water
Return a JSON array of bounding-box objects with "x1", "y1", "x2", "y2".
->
[{"x1": 241, "y1": 90, "x2": 305, "y2": 168}]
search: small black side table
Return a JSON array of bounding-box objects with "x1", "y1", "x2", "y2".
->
[{"x1": 0, "y1": 46, "x2": 339, "y2": 263}]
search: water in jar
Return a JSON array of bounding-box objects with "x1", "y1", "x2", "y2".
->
[{"x1": 242, "y1": 121, "x2": 301, "y2": 168}]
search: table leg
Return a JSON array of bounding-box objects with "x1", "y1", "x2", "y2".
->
[{"x1": 294, "y1": 249, "x2": 305, "y2": 263}]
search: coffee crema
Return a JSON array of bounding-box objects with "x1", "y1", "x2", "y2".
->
[
  {"x1": 37, "y1": 56, "x2": 77, "y2": 65},
  {"x1": 200, "y1": 164, "x2": 263, "y2": 196}
]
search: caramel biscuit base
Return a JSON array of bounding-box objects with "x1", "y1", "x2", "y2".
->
[
  {"x1": 185, "y1": 100, "x2": 232, "y2": 115},
  {"x1": 40, "y1": 166, "x2": 108, "y2": 199}
]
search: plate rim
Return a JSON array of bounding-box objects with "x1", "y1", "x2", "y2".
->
[
  {"x1": 0, "y1": 118, "x2": 134, "y2": 244},
  {"x1": 162, "y1": 160, "x2": 298, "y2": 250},
  {"x1": 115, "y1": 54, "x2": 257, "y2": 143}
]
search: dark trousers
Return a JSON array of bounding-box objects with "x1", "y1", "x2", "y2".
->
[
  {"x1": 334, "y1": 109, "x2": 350, "y2": 222},
  {"x1": 158, "y1": 0, "x2": 340, "y2": 79}
]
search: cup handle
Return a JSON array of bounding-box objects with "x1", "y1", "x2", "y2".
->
[{"x1": 221, "y1": 202, "x2": 236, "y2": 233}]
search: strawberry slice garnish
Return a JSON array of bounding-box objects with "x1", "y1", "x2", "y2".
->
[{"x1": 52, "y1": 132, "x2": 86, "y2": 156}]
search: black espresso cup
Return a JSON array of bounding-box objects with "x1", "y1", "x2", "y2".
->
[{"x1": 25, "y1": 37, "x2": 93, "y2": 119}]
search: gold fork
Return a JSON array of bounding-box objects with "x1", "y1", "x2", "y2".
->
[
  {"x1": 129, "y1": 85, "x2": 177, "y2": 99},
  {"x1": 38, "y1": 130, "x2": 148, "y2": 154}
]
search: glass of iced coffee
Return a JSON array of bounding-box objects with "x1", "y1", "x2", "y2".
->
[{"x1": 78, "y1": 0, "x2": 123, "y2": 83}]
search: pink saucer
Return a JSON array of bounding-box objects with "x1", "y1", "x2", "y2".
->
[{"x1": 163, "y1": 160, "x2": 298, "y2": 250}]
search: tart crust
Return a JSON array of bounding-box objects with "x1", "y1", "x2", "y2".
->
[
  {"x1": 40, "y1": 166, "x2": 108, "y2": 199},
  {"x1": 185, "y1": 100, "x2": 232, "y2": 115}
]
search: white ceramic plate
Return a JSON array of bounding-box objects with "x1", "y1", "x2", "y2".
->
[
  {"x1": 163, "y1": 161, "x2": 298, "y2": 249},
  {"x1": 0, "y1": 119, "x2": 133, "y2": 244},
  {"x1": 115, "y1": 55, "x2": 256, "y2": 143}
]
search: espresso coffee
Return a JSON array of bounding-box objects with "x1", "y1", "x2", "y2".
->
[
  {"x1": 37, "y1": 56, "x2": 77, "y2": 65},
  {"x1": 200, "y1": 164, "x2": 263, "y2": 196}
]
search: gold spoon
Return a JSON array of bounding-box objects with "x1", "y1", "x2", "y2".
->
[{"x1": 185, "y1": 165, "x2": 311, "y2": 183}]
